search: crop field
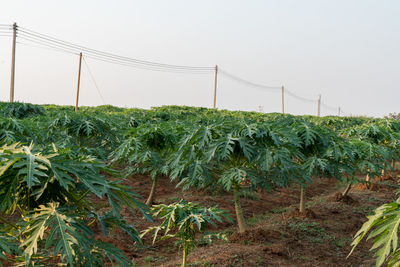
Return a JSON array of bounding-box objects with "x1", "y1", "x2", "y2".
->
[{"x1": 0, "y1": 102, "x2": 399, "y2": 266}]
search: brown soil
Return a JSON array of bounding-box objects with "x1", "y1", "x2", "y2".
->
[
  {"x1": 7, "y1": 172, "x2": 392, "y2": 267},
  {"x1": 284, "y1": 208, "x2": 317, "y2": 219},
  {"x1": 329, "y1": 192, "x2": 359, "y2": 205},
  {"x1": 89, "y1": 173, "x2": 396, "y2": 267},
  {"x1": 229, "y1": 228, "x2": 284, "y2": 244}
]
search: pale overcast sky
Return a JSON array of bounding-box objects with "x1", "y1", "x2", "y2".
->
[{"x1": 0, "y1": 0, "x2": 399, "y2": 117}]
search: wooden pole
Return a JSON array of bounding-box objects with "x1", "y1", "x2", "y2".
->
[
  {"x1": 213, "y1": 65, "x2": 218, "y2": 109},
  {"x1": 317, "y1": 94, "x2": 321, "y2": 117},
  {"x1": 281, "y1": 86, "x2": 285, "y2": 114},
  {"x1": 9, "y1": 22, "x2": 17, "y2": 102},
  {"x1": 75, "y1": 52, "x2": 83, "y2": 112}
]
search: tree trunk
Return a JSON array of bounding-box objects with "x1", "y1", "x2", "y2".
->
[
  {"x1": 146, "y1": 176, "x2": 158, "y2": 206},
  {"x1": 299, "y1": 187, "x2": 306, "y2": 213},
  {"x1": 365, "y1": 173, "x2": 370, "y2": 189},
  {"x1": 233, "y1": 187, "x2": 247, "y2": 233},
  {"x1": 342, "y1": 183, "x2": 352, "y2": 197}
]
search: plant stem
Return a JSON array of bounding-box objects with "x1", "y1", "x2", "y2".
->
[
  {"x1": 342, "y1": 183, "x2": 352, "y2": 197},
  {"x1": 182, "y1": 246, "x2": 187, "y2": 267},
  {"x1": 365, "y1": 173, "x2": 370, "y2": 189},
  {"x1": 27, "y1": 188, "x2": 31, "y2": 210},
  {"x1": 146, "y1": 176, "x2": 158, "y2": 206},
  {"x1": 299, "y1": 186, "x2": 305, "y2": 213},
  {"x1": 233, "y1": 187, "x2": 247, "y2": 233}
]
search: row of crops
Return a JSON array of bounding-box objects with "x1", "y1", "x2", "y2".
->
[{"x1": 0, "y1": 102, "x2": 399, "y2": 266}]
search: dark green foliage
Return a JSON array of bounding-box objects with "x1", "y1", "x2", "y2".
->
[
  {"x1": 0, "y1": 142, "x2": 146, "y2": 266},
  {"x1": 0, "y1": 102, "x2": 45, "y2": 119}
]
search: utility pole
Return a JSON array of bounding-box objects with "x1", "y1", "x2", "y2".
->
[
  {"x1": 9, "y1": 22, "x2": 17, "y2": 102},
  {"x1": 338, "y1": 107, "x2": 341, "y2": 116},
  {"x1": 75, "y1": 52, "x2": 83, "y2": 112},
  {"x1": 281, "y1": 86, "x2": 285, "y2": 114},
  {"x1": 213, "y1": 65, "x2": 218, "y2": 109},
  {"x1": 317, "y1": 94, "x2": 321, "y2": 117}
]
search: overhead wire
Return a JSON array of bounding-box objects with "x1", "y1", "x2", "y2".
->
[
  {"x1": 17, "y1": 39, "x2": 80, "y2": 56},
  {"x1": 81, "y1": 54, "x2": 213, "y2": 74},
  {"x1": 17, "y1": 26, "x2": 214, "y2": 72},
  {"x1": 219, "y1": 68, "x2": 319, "y2": 104},
  {"x1": 285, "y1": 90, "x2": 318, "y2": 103},
  {"x1": 82, "y1": 57, "x2": 107, "y2": 105},
  {"x1": 17, "y1": 35, "x2": 211, "y2": 74},
  {"x1": 16, "y1": 30, "x2": 212, "y2": 74},
  {"x1": 321, "y1": 101, "x2": 338, "y2": 111},
  {"x1": 219, "y1": 68, "x2": 281, "y2": 91}
]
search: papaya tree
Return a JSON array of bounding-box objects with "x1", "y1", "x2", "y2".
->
[
  {"x1": 0, "y1": 142, "x2": 147, "y2": 266},
  {"x1": 141, "y1": 200, "x2": 231, "y2": 267},
  {"x1": 291, "y1": 120, "x2": 346, "y2": 213},
  {"x1": 339, "y1": 122, "x2": 396, "y2": 194},
  {"x1": 111, "y1": 122, "x2": 181, "y2": 205},
  {"x1": 169, "y1": 119, "x2": 302, "y2": 233}
]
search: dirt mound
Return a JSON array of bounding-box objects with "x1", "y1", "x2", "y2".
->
[
  {"x1": 284, "y1": 208, "x2": 317, "y2": 219},
  {"x1": 262, "y1": 238, "x2": 297, "y2": 258},
  {"x1": 329, "y1": 192, "x2": 359, "y2": 205},
  {"x1": 355, "y1": 182, "x2": 382, "y2": 191},
  {"x1": 230, "y1": 228, "x2": 282, "y2": 244},
  {"x1": 172, "y1": 243, "x2": 274, "y2": 267}
]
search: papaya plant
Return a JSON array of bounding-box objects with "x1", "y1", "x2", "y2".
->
[
  {"x1": 291, "y1": 120, "x2": 348, "y2": 213},
  {"x1": 348, "y1": 197, "x2": 400, "y2": 266},
  {"x1": 0, "y1": 101, "x2": 45, "y2": 119},
  {"x1": 111, "y1": 122, "x2": 182, "y2": 205},
  {"x1": 169, "y1": 119, "x2": 303, "y2": 233},
  {"x1": 0, "y1": 142, "x2": 147, "y2": 266},
  {"x1": 141, "y1": 200, "x2": 231, "y2": 267}
]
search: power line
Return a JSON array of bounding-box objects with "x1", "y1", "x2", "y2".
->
[
  {"x1": 82, "y1": 54, "x2": 214, "y2": 74},
  {"x1": 18, "y1": 35, "x2": 212, "y2": 74},
  {"x1": 17, "y1": 40, "x2": 80, "y2": 56},
  {"x1": 219, "y1": 68, "x2": 319, "y2": 104},
  {"x1": 16, "y1": 30, "x2": 213, "y2": 74},
  {"x1": 321, "y1": 101, "x2": 338, "y2": 111},
  {"x1": 219, "y1": 68, "x2": 281, "y2": 91},
  {"x1": 17, "y1": 26, "x2": 214, "y2": 72},
  {"x1": 82, "y1": 57, "x2": 106, "y2": 105},
  {"x1": 285, "y1": 89, "x2": 318, "y2": 103}
]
